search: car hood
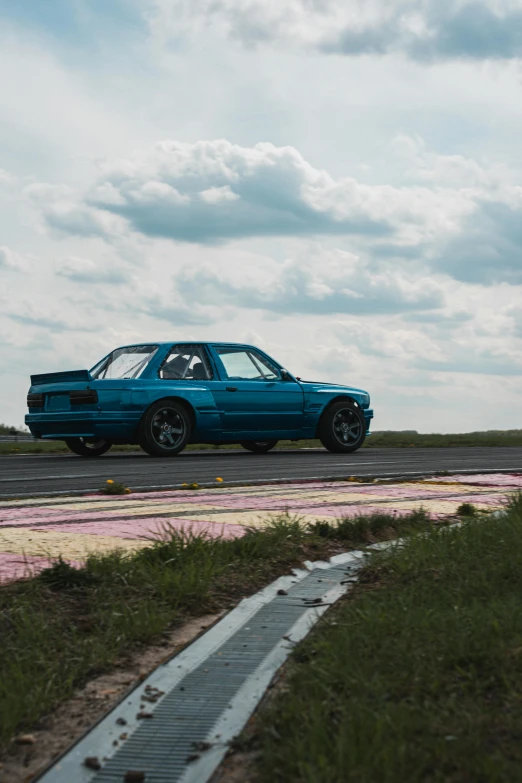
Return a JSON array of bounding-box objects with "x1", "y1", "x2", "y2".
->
[
  {"x1": 299, "y1": 380, "x2": 368, "y2": 394},
  {"x1": 298, "y1": 380, "x2": 369, "y2": 397}
]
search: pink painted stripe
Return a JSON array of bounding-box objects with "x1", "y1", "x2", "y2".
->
[
  {"x1": 0, "y1": 488, "x2": 511, "y2": 526},
  {"x1": 307, "y1": 504, "x2": 447, "y2": 519}
]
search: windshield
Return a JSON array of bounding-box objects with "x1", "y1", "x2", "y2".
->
[{"x1": 91, "y1": 345, "x2": 159, "y2": 380}]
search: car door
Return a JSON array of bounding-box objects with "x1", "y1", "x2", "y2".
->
[
  {"x1": 210, "y1": 345, "x2": 304, "y2": 435},
  {"x1": 156, "y1": 343, "x2": 223, "y2": 438}
]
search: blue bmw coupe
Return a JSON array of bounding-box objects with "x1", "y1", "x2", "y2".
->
[{"x1": 25, "y1": 342, "x2": 373, "y2": 457}]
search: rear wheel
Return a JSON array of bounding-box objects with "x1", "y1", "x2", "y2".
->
[
  {"x1": 65, "y1": 438, "x2": 112, "y2": 457},
  {"x1": 139, "y1": 400, "x2": 191, "y2": 457},
  {"x1": 240, "y1": 440, "x2": 278, "y2": 453},
  {"x1": 318, "y1": 401, "x2": 366, "y2": 453}
]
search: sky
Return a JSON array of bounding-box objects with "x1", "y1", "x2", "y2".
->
[{"x1": 1, "y1": 0, "x2": 522, "y2": 433}]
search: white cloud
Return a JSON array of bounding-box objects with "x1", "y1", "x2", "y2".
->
[
  {"x1": 32, "y1": 138, "x2": 476, "y2": 249},
  {"x1": 200, "y1": 185, "x2": 239, "y2": 204},
  {"x1": 5, "y1": 302, "x2": 97, "y2": 333},
  {"x1": 175, "y1": 245, "x2": 446, "y2": 316},
  {"x1": 149, "y1": 0, "x2": 522, "y2": 61},
  {"x1": 24, "y1": 182, "x2": 128, "y2": 240},
  {"x1": 392, "y1": 133, "x2": 515, "y2": 191},
  {"x1": 0, "y1": 246, "x2": 30, "y2": 271},
  {"x1": 55, "y1": 256, "x2": 129, "y2": 284},
  {"x1": 0, "y1": 168, "x2": 16, "y2": 186},
  {"x1": 25, "y1": 135, "x2": 522, "y2": 286}
]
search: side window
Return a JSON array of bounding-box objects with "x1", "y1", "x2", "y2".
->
[
  {"x1": 159, "y1": 344, "x2": 213, "y2": 380},
  {"x1": 217, "y1": 349, "x2": 279, "y2": 380}
]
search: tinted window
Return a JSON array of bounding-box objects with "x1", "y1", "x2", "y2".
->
[
  {"x1": 160, "y1": 344, "x2": 213, "y2": 380},
  {"x1": 217, "y1": 349, "x2": 279, "y2": 380}
]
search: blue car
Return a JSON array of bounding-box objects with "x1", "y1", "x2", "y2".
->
[{"x1": 25, "y1": 342, "x2": 373, "y2": 457}]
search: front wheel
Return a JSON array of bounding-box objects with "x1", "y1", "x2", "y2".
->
[
  {"x1": 138, "y1": 400, "x2": 191, "y2": 457},
  {"x1": 65, "y1": 438, "x2": 112, "y2": 457},
  {"x1": 318, "y1": 401, "x2": 366, "y2": 453},
  {"x1": 240, "y1": 440, "x2": 278, "y2": 454}
]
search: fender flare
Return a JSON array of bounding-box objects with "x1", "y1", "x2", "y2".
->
[
  {"x1": 314, "y1": 395, "x2": 361, "y2": 438},
  {"x1": 139, "y1": 396, "x2": 197, "y2": 432}
]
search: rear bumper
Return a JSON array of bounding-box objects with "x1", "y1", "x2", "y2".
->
[
  {"x1": 364, "y1": 408, "x2": 373, "y2": 434},
  {"x1": 25, "y1": 412, "x2": 141, "y2": 441}
]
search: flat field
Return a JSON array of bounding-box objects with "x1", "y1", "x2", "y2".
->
[{"x1": 2, "y1": 429, "x2": 522, "y2": 455}]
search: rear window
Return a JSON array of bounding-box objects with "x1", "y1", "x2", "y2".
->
[{"x1": 91, "y1": 345, "x2": 159, "y2": 380}]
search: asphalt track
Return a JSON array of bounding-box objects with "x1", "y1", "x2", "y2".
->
[{"x1": 1, "y1": 446, "x2": 522, "y2": 498}]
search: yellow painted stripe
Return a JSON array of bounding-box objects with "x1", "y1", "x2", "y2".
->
[
  {"x1": 181, "y1": 510, "x2": 320, "y2": 527},
  {"x1": 0, "y1": 528, "x2": 148, "y2": 558},
  {"x1": 41, "y1": 502, "x2": 231, "y2": 515},
  {"x1": 379, "y1": 499, "x2": 466, "y2": 513}
]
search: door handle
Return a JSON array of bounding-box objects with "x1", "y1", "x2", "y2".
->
[{"x1": 226, "y1": 386, "x2": 238, "y2": 392}]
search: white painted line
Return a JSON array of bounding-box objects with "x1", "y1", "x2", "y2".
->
[{"x1": 0, "y1": 474, "x2": 103, "y2": 483}]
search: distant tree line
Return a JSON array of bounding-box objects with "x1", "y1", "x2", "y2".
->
[{"x1": 0, "y1": 423, "x2": 28, "y2": 435}]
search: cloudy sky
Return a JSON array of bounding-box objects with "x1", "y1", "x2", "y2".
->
[{"x1": 1, "y1": 0, "x2": 522, "y2": 432}]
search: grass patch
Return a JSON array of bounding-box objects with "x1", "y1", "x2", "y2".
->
[
  {"x1": 0, "y1": 517, "x2": 325, "y2": 752},
  {"x1": 0, "y1": 509, "x2": 437, "y2": 753},
  {"x1": 100, "y1": 479, "x2": 131, "y2": 495},
  {"x1": 253, "y1": 494, "x2": 522, "y2": 783},
  {"x1": 3, "y1": 429, "x2": 522, "y2": 455},
  {"x1": 308, "y1": 508, "x2": 433, "y2": 545},
  {"x1": 366, "y1": 429, "x2": 522, "y2": 449}
]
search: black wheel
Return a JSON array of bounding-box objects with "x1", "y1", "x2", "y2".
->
[
  {"x1": 138, "y1": 400, "x2": 191, "y2": 457},
  {"x1": 318, "y1": 401, "x2": 366, "y2": 453},
  {"x1": 65, "y1": 438, "x2": 112, "y2": 457},
  {"x1": 240, "y1": 440, "x2": 278, "y2": 453}
]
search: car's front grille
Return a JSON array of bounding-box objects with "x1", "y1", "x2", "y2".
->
[
  {"x1": 27, "y1": 393, "x2": 44, "y2": 408},
  {"x1": 69, "y1": 390, "x2": 98, "y2": 405}
]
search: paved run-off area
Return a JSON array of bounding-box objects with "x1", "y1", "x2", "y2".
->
[{"x1": 2, "y1": 473, "x2": 522, "y2": 584}]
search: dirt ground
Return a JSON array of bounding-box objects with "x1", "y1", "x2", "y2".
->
[{"x1": 0, "y1": 612, "x2": 224, "y2": 783}]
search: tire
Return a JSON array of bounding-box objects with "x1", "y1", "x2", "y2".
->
[
  {"x1": 65, "y1": 438, "x2": 112, "y2": 457},
  {"x1": 318, "y1": 400, "x2": 366, "y2": 453},
  {"x1": 240, "y1": 440, "x2": 278, "y2": 454},
  {"x1": 138, "y1": 400, "x2": 191, "y2": 457}
]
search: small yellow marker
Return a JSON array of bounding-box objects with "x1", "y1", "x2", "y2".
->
[
  {"x1": 106, "y1": 479, "x2": 114, "y2": 484},
  {"x1": 216, "y1": 477, "x2": 224, "y2": 482}
]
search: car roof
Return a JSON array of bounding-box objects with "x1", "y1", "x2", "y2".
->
[{"x1": 114, "y1": 341, "x2": 255, "y2": 348}]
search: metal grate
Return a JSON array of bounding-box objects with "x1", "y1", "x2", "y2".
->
[{"x1": 91, "y1": 564, "x2": 354, "y2": 782}]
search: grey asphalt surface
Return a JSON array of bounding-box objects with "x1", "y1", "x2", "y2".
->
[{"x1": 1, "y1": 447, "x2": 521, "y2": 498}]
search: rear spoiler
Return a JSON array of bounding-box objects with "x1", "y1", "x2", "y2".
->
[{"x1": 30, "y1": 370, "x2": 92, "y2": 386}]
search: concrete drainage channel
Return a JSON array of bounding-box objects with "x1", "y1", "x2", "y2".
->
[{"x1": 36, "y1": 549, "x2": 373, "y2": 783}]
